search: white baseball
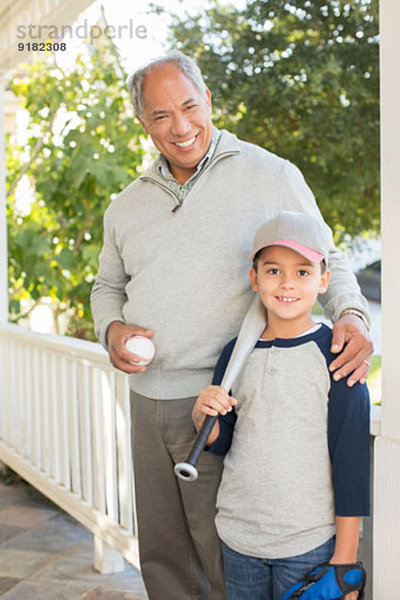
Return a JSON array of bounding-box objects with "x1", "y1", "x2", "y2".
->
[{"x1": 125, "y1": 336, "x2": 155, "y2": 365}]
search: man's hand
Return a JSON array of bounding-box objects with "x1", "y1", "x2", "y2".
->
[
  {"x1": 330, "y1": 314, "x2": 373, "y2": 386},
  {"x1": 106, "y1": 321, "x2": 154, "y2": 374}
]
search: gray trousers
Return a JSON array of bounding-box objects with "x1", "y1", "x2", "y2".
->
[{"x1": 130, "y1": 391, "x2": 226, "y2": 600}]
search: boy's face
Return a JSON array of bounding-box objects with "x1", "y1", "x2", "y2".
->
[{"x1": 249, "y1": 245, "x2": 330, "y2": 328}]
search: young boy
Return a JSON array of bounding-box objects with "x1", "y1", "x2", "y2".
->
[{"x1": 192, "y1": 211, "x2": 370, "y2": 600}]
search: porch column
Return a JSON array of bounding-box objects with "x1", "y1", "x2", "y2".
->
[
  {"x1": 0, "y1": 78, "x2": 7, "y2": 322},
  {"x1": 373, "y1": 0, "x2": 400, "y2": 596}
]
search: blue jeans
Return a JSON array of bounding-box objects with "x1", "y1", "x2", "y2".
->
[{"x1": 222, "y1": 536, "x2": 335, "y2": 600}]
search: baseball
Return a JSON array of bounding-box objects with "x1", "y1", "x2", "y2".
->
[{"x1": 125, "y1": 336, "x2": 155, "y2": 366}]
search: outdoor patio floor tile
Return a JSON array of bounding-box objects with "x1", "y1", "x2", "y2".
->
[
  {"x1": 1, "y1": 512, "x2": 92, "y2": 554},
  {"x1": 62, "y1": 541, "x2": 94, "y2": 561},
  {"x1": 0, "y1": 524, "x2": 25, "y2": 545},
  {"x1": 0, "y1": 483, "x2": 59, "y2": 511},
  {"x1": 0, "y1": 578, "x2": 21, "y2": 595},
  {"x1": 0, "y1": 549, "x2": 54, "y2": 578},
  {"x1": 0, "y1": 481, "x2": 147, "y2": 598},
  {"x1": 0, "y1": 581, "x2": 95, "y2": 600},
  {"x1": 81, "y1": 588, "x2": 147, "y2": 600},
  {"x1": 30, "y1": 556, "x2": 148, "y2": 594},
  {"x1": 0, "y1": 504, "x2": 58, "y2": 528},
  {"x1": 0, "y1": 486, "x2": 31, "y2": 510}
]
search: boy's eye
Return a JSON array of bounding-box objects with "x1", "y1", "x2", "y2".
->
[
  {"x1": 267, "y1": 268, "x2": 280, "y2": 275},
  {"x1": 298, "y1": 270, "x2": 310, "y2": 276}
]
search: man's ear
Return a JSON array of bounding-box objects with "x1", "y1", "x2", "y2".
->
[
  {"x1": 136, "y1": 114, "x2": 148, "y2": 134},
  {"x1": 205, "y1": 87, "x2": 212, "y2": 112},
  {"x1": 319, "y1": 269, "x2": 331, "y2": 295},
  {"x1": 249, "y1": 267, "x2": 259, "y2": 292}
]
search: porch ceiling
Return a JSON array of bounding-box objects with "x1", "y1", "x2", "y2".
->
[{"x1": 0, "y1": 0, "x2": 94, "y2": 73}]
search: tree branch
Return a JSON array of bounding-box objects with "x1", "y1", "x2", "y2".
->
[
  {"x1": 7, "y1": 112, "x2": 57, "y2": 198},
  {"x1": 73, "y1": 202, "x2": 91, "y2": 251}
]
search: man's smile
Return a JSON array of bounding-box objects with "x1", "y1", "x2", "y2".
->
[{"x1": 173, "y1": 134, "x2": 198, "y2": 149}]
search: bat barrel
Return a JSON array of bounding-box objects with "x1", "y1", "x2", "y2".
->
[{"x1": 174, "y1": 415, "x2": 217, "y2": 482}]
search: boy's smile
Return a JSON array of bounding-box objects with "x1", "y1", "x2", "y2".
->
[{"x1": 249, "y1": 245, "x2": 330, "y2": 339}]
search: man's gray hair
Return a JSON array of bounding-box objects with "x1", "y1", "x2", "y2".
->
[{"x1": 128, "y1": 51, "x2": 208, "y2": 118}]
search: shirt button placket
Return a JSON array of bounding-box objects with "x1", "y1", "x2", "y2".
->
[{"x1": 268, "y1": 347, "x2": 279, "y2": 376}]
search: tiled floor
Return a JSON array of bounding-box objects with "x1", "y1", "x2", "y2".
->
[{"x1": 0, "y1": 480, "x2": 148, "y2": 599}]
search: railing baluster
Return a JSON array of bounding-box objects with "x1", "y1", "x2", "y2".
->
[
  {"x1": 0, "y1": 335, "x2": 10, "y2": 445},
  {"x1": 78, "y1": 361, "x2": 93, "y2": 505},
  {"x1": 39, "y1": 347, "x2": 50, "y2": 475},
  {"x1": 102, "y1": 370, "x2": 118, "y2": 522},
  {"x1": 92, "y1": 366, "x2": 106, "y2": 513},
  {"x1": 23, "y1": 343, "x2": 33, "y2": 461},
  {"x1": 57, "y1": 354, "x2": 71, "y2": 489},
  {"x1": 68, "y1": 358, "x2": 82, "y2": 496},
  {"x1": 14, "y1": 342, "x2": 22, "y2": 454},
  {"x1": 9, "y1": 341, "x2": 16, "y2": 449},
  {"x1": 31, "y1": 346, "x2": 41, "y2": 468},
  {"x1": 48, "y1": 351, "x2": 60, "y2": 482},
  {"x1": 116, "y1": 374, "x2": 134, "y2": 534}
]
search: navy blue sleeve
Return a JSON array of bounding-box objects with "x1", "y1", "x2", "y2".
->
[
  {"x1": 206, "y1": 338, "x2": 238, "y2": 456},
  {"x1": 328, "y1": 377, "x2": 371, "y2": 516},
  {"x1": 211, "y1": 338, "x2": 237, "y2": 386}
]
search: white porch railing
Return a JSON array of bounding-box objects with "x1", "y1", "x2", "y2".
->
[{"x1": 0, "y1": 322, "x2": 139, "y2": 574}]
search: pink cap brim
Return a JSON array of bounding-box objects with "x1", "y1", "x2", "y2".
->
[{"x1": 268, "y1": 240, "x2": 325, "y2": 263}]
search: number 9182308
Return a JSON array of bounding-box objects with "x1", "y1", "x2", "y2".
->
[{"x1": 18, "y1": 42, "x2": 66, "y2": 51}]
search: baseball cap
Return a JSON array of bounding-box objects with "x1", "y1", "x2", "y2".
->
[{"x1": 248, "y1": 211, "x2": 332, "y2": 266}]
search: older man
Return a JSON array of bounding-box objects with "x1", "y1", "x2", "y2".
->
[{"x1": 91, "y1": 51, "x2": 372, "y2": 600}]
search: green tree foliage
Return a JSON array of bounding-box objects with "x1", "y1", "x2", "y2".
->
[
  {"x1": 7, "y1": 44, "x2": 145, "y2": 339},
  {"x1": 164, "y1": 0, "x2": 379, "y2": 239}
]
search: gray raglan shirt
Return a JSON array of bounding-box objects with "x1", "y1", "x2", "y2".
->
[
  {"x1": 91, "y1": 128, "x2": 370, "y2": 399},
  {"x1": 209, "y1": 324, "x2": 370, "y2": 559}
]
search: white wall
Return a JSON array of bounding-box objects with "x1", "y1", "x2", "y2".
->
[{"x1": 373, "y1": 0, "x2": 400, "y2": 597}]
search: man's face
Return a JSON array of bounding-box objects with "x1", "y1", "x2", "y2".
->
[{"x1": 137, "y1": 63, "x2": 213, "y2": 185}]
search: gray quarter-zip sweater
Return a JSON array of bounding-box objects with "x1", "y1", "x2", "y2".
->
[{"x1": 91, "y1": 129, "x2": 369, "y2": 399}]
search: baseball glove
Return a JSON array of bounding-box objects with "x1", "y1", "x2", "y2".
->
[{"x1": 281, "y1": 561, "x2": 366, "y2": 599}]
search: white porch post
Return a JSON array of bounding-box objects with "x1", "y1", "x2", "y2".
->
[
  {"x1": 0, "y1": 78, "x2": 7, "y2": 322},
  {"x1": 373, "y1": 0, "x2": 400, "y2": 597}
]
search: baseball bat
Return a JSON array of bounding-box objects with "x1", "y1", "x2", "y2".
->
[{"x1": 174, "y1": 294, "x2": 266, "y2": 481}]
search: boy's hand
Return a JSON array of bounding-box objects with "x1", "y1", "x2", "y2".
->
[
  {"x1": 192, "y1": 385, "x2": 237, "y2": 432},
  {"x1": 329, "y1": 516, "x2": 363, "y2": 600}
]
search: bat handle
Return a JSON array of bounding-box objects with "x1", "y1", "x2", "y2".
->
[{"x1": 174, "y1": 414, "x2": 217, "y2": 481}]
